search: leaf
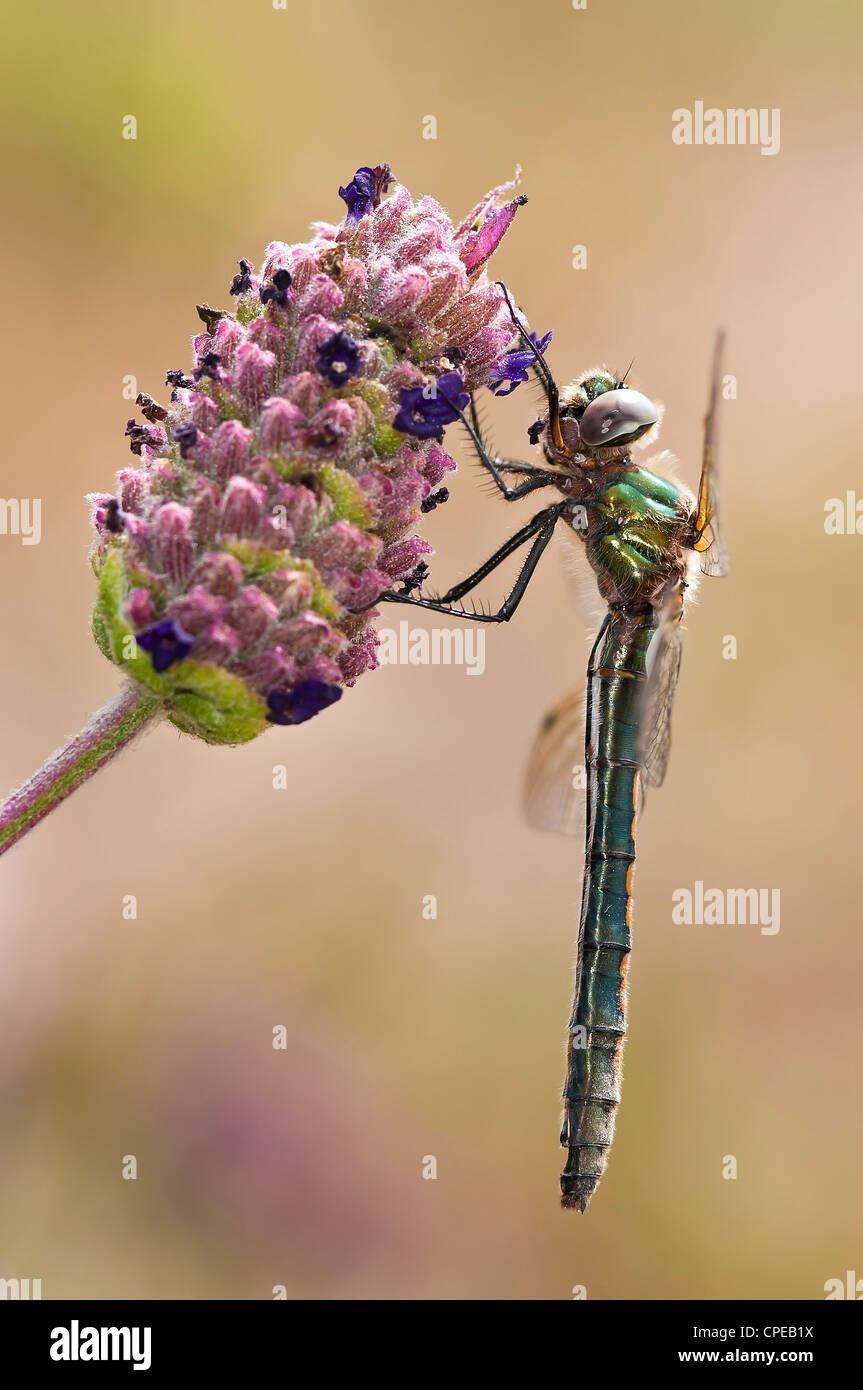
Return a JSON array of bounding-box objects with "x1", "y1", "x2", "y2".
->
[{"x1": 166, "y1": 660, "x2": 268, "y2": 745}]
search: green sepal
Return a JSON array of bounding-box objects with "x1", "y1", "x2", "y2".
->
[
  {"x1": 165, "y1": 660, "x2": 269, "y2": 745},
  {"x1": 371, "y1": 421, "x2": 404, "y2": 457},
  {"x1": 92, "y1": 549, "x2": 269, "y2": 744},
  {"x1": 236, "y1": 301, "x2": 261, "y2": 326},
  {"x1": 91, "y1": 600, "x2": 112, "y2": 661},
  {"x1": 349, "y1": 379, "x2": 390, "y2": 413},
  {"x1": 223, "y1": 539, "x2": 290, "y2": 580},
  {"x1": 362, "y1": 328, "x2": 397, "y2": 369},
  {"x1": 319, "y1": 463, "x2": 374, "y2": 527},
  {"x1": 408, "y1": 334, "x2": 435, "y2": 363},
  {"x1": 222, "y1": 542, "x2": 340, "y2": 623},
  {"x1": 287, "y1": 559, "x2": 340, "y2": 623}
]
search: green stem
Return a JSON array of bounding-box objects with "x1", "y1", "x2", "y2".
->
[{"x1": 0, "y1": 685, "x2": 161, "y2": 858}]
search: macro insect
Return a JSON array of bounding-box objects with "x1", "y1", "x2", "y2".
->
[{"x1": 355, "y1": 289, "x2": 728, "y2": 1211}]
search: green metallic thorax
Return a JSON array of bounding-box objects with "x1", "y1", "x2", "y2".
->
[{"x1": 583, "y1": 466, "x2": 690, "y2": 608}]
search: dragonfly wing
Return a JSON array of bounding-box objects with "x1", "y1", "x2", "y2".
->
[
  {"x1": 523, "y1": 684, "x2": 587, "y2": 838},
  {"x1": 692, "y1": 330, "x2": 729, "y2": 578},
  {"x1": 638, "y1": 608, "x2": 684, "y2": 789}
]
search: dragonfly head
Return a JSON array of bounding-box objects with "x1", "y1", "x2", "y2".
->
[{"x1": 549, "y1": 373, "x2": 659, "y2": 464}]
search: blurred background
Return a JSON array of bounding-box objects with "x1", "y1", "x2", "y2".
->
[{"x1": 0, "y1": 0, "x2": 860, "y2": 1300}]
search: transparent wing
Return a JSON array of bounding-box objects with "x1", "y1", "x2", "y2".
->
[
  {"x1": 522, "y1": 684, "x2": 587, "y2": 838},
  {"x1": 525, "y1": 593, "x2": 688, "y2": 835},
  {"x1": 638, "y1": 605, "x2": 684, "y2": 790},
  {"x1": 555, "y1": 528, "x2": 609, "y2": 638},
  {"x1": 692, "y1": 329, "x2": 729, "y2": 578}
]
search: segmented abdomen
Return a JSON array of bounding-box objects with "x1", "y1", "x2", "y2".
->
[{"x1": 560, "y1": 610, "x2": 656, "y2": 1211}]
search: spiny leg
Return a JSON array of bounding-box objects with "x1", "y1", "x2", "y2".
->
[
  {"x1": 467, "y1": 397, "x2": 547, "y2": 484},
  {"x1": 494, "y1": 280, "x2": 570, "y2": 456},
  {"x1": 438, "y1": 388, "x2": 561, "y2": 501},
  {"x1": 349, "y1": 313, "x2": 570, "y2": 622},
  {"x1": 350, "y1": 502, "x2": 568, "y2": 624}
]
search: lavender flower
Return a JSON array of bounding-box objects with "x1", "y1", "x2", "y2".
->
[
  {"x1": 0, "y1": 163, "x2": 528, "y2": 857},
  {"x1": 83, "y1": 164, "x2": 526, "y2": 749}
]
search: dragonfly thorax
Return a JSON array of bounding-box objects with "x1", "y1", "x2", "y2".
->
[{"x1": 586, "y1": 466, "x2": 691, "y2": 608}]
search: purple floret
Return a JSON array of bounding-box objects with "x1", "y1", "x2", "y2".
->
[
  {"x1": 136, "y1": 619, "x2": 194, "y2": 673},
  {"x1": 266, "y1": 680, "x2": 343, "y2": 725},
  {"x1": 338, "y1": 164, "x2": 394, "y2": 224},
  {"x1": 260, "y1": 268, "x2": 293, "y2": 308},
  {"x1": 488, "y1": 329, "x2": 553, "y2": 397},
  {"x1": 230, "y1": 258, "x2": 254, "y2": 296},
  {"x1": 316, "y1": 330, "x2": 361, "y2": 388},
  {"x1": 392, "y1": 371, "x2": 470, "y2": 439}
]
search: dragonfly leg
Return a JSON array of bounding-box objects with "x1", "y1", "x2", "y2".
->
[
  {"x1": 494, "y1": 280, "x2": 570, "y2": 457},
  {"x1": 435, "y1": 390, "x2": 561, "y2": 501},
  {"x1": 350, "y1": 502, "x2": 567, "y2": 623},
  {"x1": 468, "y1": 397, "x2": 551, "y2": 482}
]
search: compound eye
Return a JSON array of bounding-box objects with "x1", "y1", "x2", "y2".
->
[{"x1": 578, "y1": 388, "x2": 658, "y2": 447}]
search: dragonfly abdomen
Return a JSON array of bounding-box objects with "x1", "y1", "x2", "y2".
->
[{"x1": 561, "y1": 612, "x2": 656, "y2": 1212}]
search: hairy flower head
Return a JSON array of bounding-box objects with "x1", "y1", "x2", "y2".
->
[{"x1": 89, "y1": 165, "x2": 525, "y2": 744}]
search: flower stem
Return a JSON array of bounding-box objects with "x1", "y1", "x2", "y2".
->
[{"x1": 0, "y1": 685, "x2": 161, "y2": 858}]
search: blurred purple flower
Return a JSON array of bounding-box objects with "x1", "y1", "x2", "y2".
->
[{"x1": 136, "y1": 619, "x2": 194, "y2": 673}]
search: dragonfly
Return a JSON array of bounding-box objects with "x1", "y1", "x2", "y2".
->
[{"x1": 356, "y1": 290, "x2": 727, "y2": 1211}]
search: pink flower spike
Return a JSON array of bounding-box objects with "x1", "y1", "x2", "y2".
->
[
  {"x1": 208, "y1": 420, "x2": 253, "y2": 486},
  {"x1": 378, "y1": 535, "x2": 433, "y2": 579},
  {"x1": 458, "y1": 196, "x2": 527, "y2": 277},
  {"x1": 193, "y1": 620, "x2": 241, "y2": 667},
  {"x1": 226, "y1": 585, "x2": 279, "y2": 649},
  {"x1": 128, "y1": 588, "x2": 156, "y2": 628},
  {"x1": 75, "y1": 166, "x2": 533, "y2": 754},
  {"x1": 232, "y1": 342, "x2": 276, "y2": 414},
  {"x1": 188, "y1": 551, "x2": 244, "y2": 599},
  {"x1": 153, "y1": 502, "x2": 194, "y2": 585},
  {"x1": 167, "y1": 587, "x2": 226, "y2": 636},
  {"x1": 220, "y1": 477, "x2": 267, "y2": 539},
  {"x1": 454, "y1": 167, "x2": 522, "y2": 244}
]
